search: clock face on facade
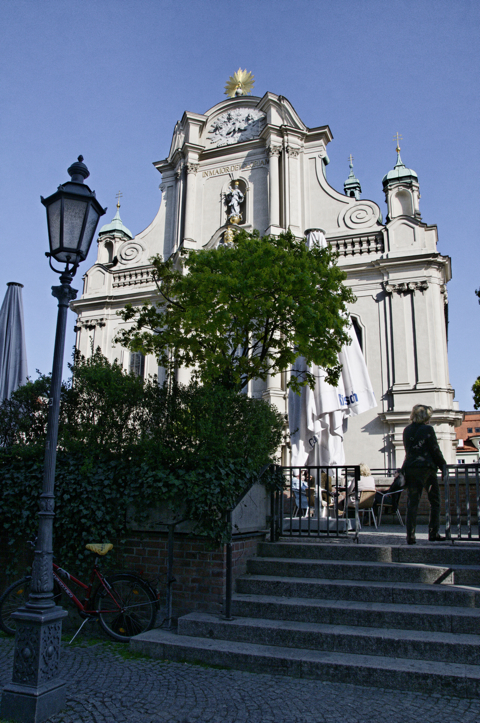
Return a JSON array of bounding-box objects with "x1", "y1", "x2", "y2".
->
[{"x1": 207, "y1": 108, "x2": 266, "y2": 147}]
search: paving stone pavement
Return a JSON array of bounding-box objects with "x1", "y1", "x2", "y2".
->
[{"x1": 2, "y1": 633, "x2": 480, "y2": 723}]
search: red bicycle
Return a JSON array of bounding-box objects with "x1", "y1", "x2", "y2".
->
[{"x1": 0, "y1": 543, "x2": 158, "y2": 642}]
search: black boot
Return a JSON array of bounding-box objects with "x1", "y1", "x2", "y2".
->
[{"x1": 428, "y1": 532, "x2": 445, "y2": 542}]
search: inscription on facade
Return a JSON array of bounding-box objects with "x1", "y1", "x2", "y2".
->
[{"x1": 202, "y1": 159, "x2": 268, "y2": 179}]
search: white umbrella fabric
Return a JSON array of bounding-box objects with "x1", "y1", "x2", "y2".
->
[
  {"x1": 0, "y1": 282, "x2": 28, "y2": 401},
  {"x1": 288, "y1": 230, "x2": 377, "y2": 469}
]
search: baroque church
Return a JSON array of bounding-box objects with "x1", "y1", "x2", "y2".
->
[{"x1": 71, "y1": 75, "x2": 462, "y2": 468}]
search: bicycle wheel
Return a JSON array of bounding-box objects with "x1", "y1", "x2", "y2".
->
[
  {"x1": 0, "y1": 577, "x2": 31, "y2": 635},
  {"x1": 0, "y1": 577, "x2": 63, "y2": 635},
  {"x1": 94, "y1": 573, "x2": 156, "y2": 642}
]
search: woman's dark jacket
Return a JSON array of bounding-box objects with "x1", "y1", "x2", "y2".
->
[{"x1": 403, "y1": 422, "x2": 446, "y2": 470}]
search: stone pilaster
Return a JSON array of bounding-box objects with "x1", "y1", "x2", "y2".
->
[
  {"x1": 184, "y1": 162, "x2": 199, "y2": 243},
  {"x1": 266, "y1": 145, "x2": 282, "y2": 234}
]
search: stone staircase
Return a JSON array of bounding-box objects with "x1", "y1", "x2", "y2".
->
[{"x1": 131, "y1": 540, "x2": 480, "y2": 697}]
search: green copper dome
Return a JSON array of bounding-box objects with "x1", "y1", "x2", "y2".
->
[
  {"x1": 99, "y1": 206, "x2": 133, "y2": 239},
  {"x1": 382, "y1": 151, "x2": 418, "y2": 187}
]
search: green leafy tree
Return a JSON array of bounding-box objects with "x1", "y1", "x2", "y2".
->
[
  {"x1": 0, "y1": 375, "x2": 52, "y2": 448},
  {"x1": 472, "y1": 377, "x2": 480, "y2": 410},
  {"x1": 0, "y1": 352, "x2": 284, "y2": 577},
  {"x1": 115, "y1": 230, "x2": 355, "y2": 392}
]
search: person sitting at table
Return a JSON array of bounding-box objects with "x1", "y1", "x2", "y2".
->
[
  {"x1": 292, "y1": 469, "x2": 314, "y2": 517},
  {"x1": 337, "y1": 463, "x2": 376, "y2": 512}
]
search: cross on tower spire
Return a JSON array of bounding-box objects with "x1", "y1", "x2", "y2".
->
[
  {"x1": 115, "y1": 191, "x2": 123, "y2": 209},
  {"x1": 393, "y1": 132, "x2": 402, "y2": 153}
]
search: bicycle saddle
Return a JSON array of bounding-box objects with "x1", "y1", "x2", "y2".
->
[{"x1": 86, "y1": 543, "x2": 114, "y2": 555}]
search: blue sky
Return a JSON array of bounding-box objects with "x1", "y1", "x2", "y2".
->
[{"x1": 1, "y1": 0, "x2": 479, "y2": 408}]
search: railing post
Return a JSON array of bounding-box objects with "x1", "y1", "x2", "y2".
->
[
  {"x1": 476, "y1": 465, "x2": 480, "y2": 541},
  {"x1": 224, "y1": 508, "x2": 233, "y2": 620},
  {"x1": 270, "y1": 489, "x2": 275, "y2": 542},
  {"x1": 455, "y1": 466, "x2": 462, "y2": 540},
  {"x1": 354, "y1": 465, "x2": 360, "y2": 543},
  {"x1": 444, "y1": 465, "x2": 451, "y2": 541},
  {"x1": 166, "y1": 523, "x2": 176, "y2": 629}
]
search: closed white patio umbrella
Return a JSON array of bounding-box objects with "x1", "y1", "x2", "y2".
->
[
  {"x1": 0, "y1": 282, "x2": 28, "y2": 401},
  {"x1": 289, "y1": 230, "x2": 377, "y2": 470}
]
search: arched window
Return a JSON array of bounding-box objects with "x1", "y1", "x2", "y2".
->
[
  {"x1": 351, "y1": 317, "x2": 363, "y2": 352},
  {"x1": 392, "y1": 190, "x2": 413, "y2": 217},
  {"x1": 105, "y1": 241, "x2": 114, "y2": 264},
  {"x1": 129, "y1": 352, "x2": 145, "y2": 378}
]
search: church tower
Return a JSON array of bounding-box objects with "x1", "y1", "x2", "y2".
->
[
  {"x1": 382, "y1": 135, "x2": 421, "y2": 222},
  {"x1": 344, "y1": 156, "x2": 362, "y2": 200}
]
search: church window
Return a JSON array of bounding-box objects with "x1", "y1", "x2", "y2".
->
[
  {"x1": 475, "y1": 428, "x2": 480, "y2": 433},
  {"x1": 105, "y1": 241, "x2": 114, "y2": 264},
  {"x1": 467, "y1": 427, "x2": 473, "y2": 433},
  {"x1": 129, "y1": 352, "x2": 145, "y2": 378},
  {"x1": 351, "y1": 317, "x2": 363, "y2": 352}
]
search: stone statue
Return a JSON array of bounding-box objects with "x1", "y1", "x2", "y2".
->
[{"x1": 226, "y1": 181, "x2": 244, "y2": 221}]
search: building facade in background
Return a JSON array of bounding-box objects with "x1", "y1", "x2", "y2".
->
[
  {"x1": 71, "y1": 90, "x2": 462, "y2": 467},
  {"x1": 455, "y1": 412, "x2": 480, "y2": 464}
]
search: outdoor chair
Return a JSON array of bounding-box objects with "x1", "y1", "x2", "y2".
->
[
  {"x1": 358, "y1": 489, "x2": 377, "y2": 528},
  {"x1": 377, "y1": 488, "x2": 404, "y2": 526}
]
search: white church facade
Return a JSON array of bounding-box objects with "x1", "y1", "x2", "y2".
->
[{"x1": 71, "y1": 88, "x2": 462, "y2": 468}]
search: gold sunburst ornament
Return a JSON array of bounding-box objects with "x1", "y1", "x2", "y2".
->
[{"x1": 224, "y1": 68, "x2": 255, "y2": 98}]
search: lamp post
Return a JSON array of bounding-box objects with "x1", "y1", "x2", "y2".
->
[{"x1": 1, "y1": 157, "x2": 106, "y2": 723}]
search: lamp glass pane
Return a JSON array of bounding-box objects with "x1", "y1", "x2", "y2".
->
[
  {"x1": 63, "y1": 198, "x2": 88, "y2": 253},
  {"x1": 79, "y1": 203, "x2": 101, "y2": 258},
  {"x1": 47, "y1": 198, "x2": 62, "y2": 253}
]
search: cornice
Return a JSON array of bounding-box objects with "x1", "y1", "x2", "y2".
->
[
  {"x1": 203, "y1": 95, "x2": 262, "y2": 119},
  {"x1": 70, "y1": 287, "x2": 160, "y2": 312},
  {"x1": 379, "y1": 409, "x2": 463, "y2": 425},
  {"x1": 305, "y1": 125, "x2": 333, "y2": 144},
  {"x1": 200, "y1": 138, "x2": 266, "y2": 161},
  {"x1": 371, "y1": 252, "x2": 449, "y2": 271}
]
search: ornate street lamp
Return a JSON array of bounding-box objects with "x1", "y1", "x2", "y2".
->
[{"x1": 1, "y1": 157, "x2": 106, "y2": 723}]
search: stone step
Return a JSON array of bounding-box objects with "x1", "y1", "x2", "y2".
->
[
  {"x1": 130, "y1": 626, "x2": 480, "y2": 698},
  {"x1": 236, "y1": 574, "x2": 480, "y2": 608},
  {"x1": 178, "y1": 612, "x2": 480, "y2": 666},
  {"x1": 258, "y1": 541, "x2": 480, "y2": 568},
  {"x1": 450, "y1": 565, "x2": 480, "y2": 587},
  {"x1": 247, "y1": 557, "x2": 453, "y2": 584},
  {"x1": 231, "y1": 593, "x2": 480, "y2": 633}
]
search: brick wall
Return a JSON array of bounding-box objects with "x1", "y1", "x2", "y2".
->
[
  {"x1": 0, "y1": 528, "x2": 265, "y2": 621},
  {"x1": 117, "y1": 531, "x2": 265, "y2": 622}
]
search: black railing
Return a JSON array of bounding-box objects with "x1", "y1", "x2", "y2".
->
[
  {"x1": 367, "y1": 464, "x2": 480, "y2": 543},
  {"x1": 271, "y1": 465, "x2": 361, "y2": 542},
  {"x1": 445, "y1": 464, "x2": 480, "y2": 542}
]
